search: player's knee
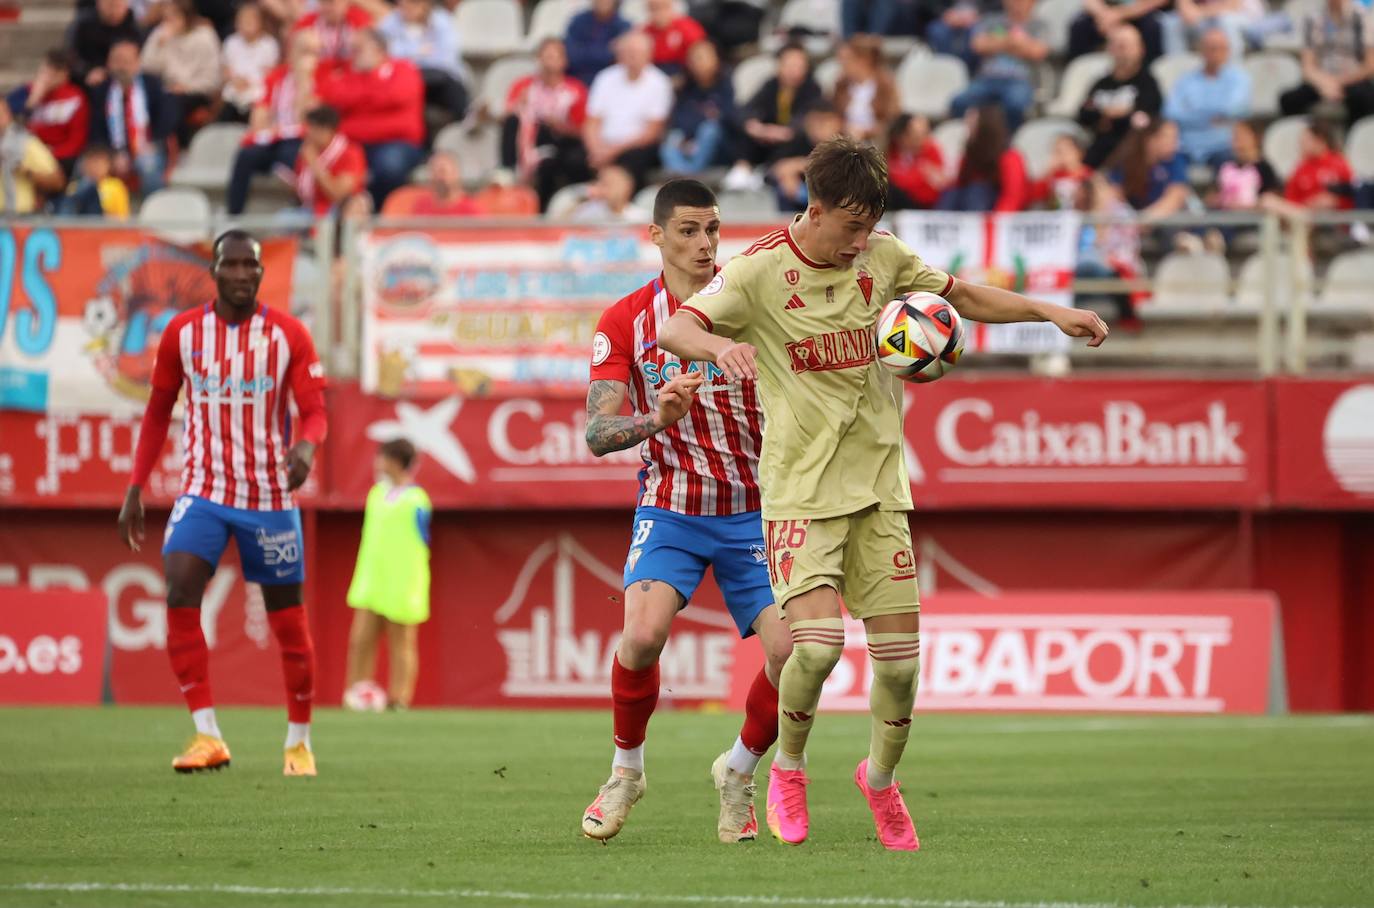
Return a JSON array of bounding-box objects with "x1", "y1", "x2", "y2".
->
[
  {"x1": 789, "y1": 641, "x2": 844, "y2": 677},
  {"x1": 165, "y1": 580, "x2": 206, "y2": 609},
  {"x1": 763, "y1": 633, "x2": 794, "y2": 678},
  {"x1": 869, "y1": 653, "x2": 919, "y2": 692},
  {"x1": 619, "y1": 618, "x2": 669, "y2": 665}
]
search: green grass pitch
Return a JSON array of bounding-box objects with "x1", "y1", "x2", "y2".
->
[{"x1": 1, "y1": 708, "x2": 1372, "y2": 908}]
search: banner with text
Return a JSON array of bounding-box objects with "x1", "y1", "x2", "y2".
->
[
  {"x1": 903, "y1": 376, "x2": 1270, "y2": 507},
  {"x1": 0, "y1": 227, "x2": 297, "y2": 414},
  {"x1": 893, "y1": 211, "x2": 1080, "y2": 353},
  {"x1": 730, "y1": 591, "x2": 1283, "y2": 714},
  {"x1": 0, "y1": 589, "x2": 107, "y2": 705},
  {"x1": 358, "y1": 224, "x2": 785, "y2": 400}
]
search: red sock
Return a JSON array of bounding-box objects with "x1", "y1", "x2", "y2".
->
[
  {"x1": 739, "y1": 666, "x2": 780, "y2": 755},
  {"x1": 166, "y1": 607, "x2": 213, "y2": 712},
  {"x1": 611, "y1": 654, "x2": 659, "y2": 749},
  {"x1": 267, "y1": 606, "x2": 315, "y2": 724}
]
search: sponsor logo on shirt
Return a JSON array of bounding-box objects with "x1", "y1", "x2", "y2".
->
[
  {"x1": 785, "y1": 328, "x2": 875, "y2": 374},
  {"x1": 190, "y1": 372, "x2": 276, "y2": 397},
  {"x1": 641, "y1": 359, "x2": 730, "y2": 388}
]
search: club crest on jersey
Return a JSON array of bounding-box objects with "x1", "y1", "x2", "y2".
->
[
  {"x1": 857, "y1": 271, "x2": 874, "y2": 306},
  {"x1": 777, "y1": 551, "x2": 794, "y2": 584},
  {"x1": 626, "y1": 547, "x2": 644, "y2": 572},
  {"x1": 785, "y1": 269, "x2": 799, "y2": 286}
]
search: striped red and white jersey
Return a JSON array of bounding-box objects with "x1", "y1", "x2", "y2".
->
[
  {"x1": 590, "y1": 274, "x2": 763, "y2": 516},
  {"x1": 150, "y1": 302, "x2": 326, "y2": 511}
]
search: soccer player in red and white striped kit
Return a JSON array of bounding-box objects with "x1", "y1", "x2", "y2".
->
[
  {"x1": 580, "y1": 179, "x2": 791, "y2": 843},
  {"x1": 118, "y1": 230, "x2": 327, "y2": 777}
]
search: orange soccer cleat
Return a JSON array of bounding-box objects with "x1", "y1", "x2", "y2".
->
[
  {"x1": 172, "y1": 734, "x2": 231, "y2": 773},
  {"x1": 283, "y1": 743, "x2": 317, "y2": 777}
]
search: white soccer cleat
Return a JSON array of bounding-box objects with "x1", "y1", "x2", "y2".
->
[
  {"x1": 711, "y1": 752, "x2": 759, "y2": 843},
  {"x1": 581, "y1": 768, "x2": 646, "y2": 841}
]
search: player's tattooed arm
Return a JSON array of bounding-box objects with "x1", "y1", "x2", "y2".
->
[{"x1": 585, "y1": 379, "x2": 663, "y2": 457}]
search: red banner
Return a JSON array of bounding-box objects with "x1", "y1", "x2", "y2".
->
[
  {"x1": 1271, "y1": 378, "x2": 1374, "y2": 509},
  {"x1": 904, "y1": 377, "x2": 1271, "y2": 507},
  {"x1": 322, "y1": 383, "x2": 642, "y2": 509},
  {"x1": 0, "y1": 510, "x2": 283, "y2": 705},
  {"x1": 730, "y1": 591, "x2": 1281, "y2": 714},
  {"x1": 0, "y1": 589, "x2": 107, "y2": 704}
]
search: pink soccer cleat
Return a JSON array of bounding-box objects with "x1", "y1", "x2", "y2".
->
[
  {"x1": 854, "y1": 759, "x2": 919, "y2": 852},
  {"x1": 765, "y1": 763, "x2": 810, "y2": 845}
]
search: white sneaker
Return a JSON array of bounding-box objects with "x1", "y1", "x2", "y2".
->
[
  {"x1": 711, "y1": 752, "x2": 759, "y2": 843},
  {"x1": 581, "y1": 768, "x2": 646, "y2": 840},
  {"x1": 723, "y1": 163, "x2": 761, "y2": 192}
]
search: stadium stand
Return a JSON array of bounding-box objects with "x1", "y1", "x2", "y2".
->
[{"x1": 3, "y1": 0, "x2": 1374, "y2": 370}]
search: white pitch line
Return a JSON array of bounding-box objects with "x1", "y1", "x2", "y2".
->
[
  {"x1": 1, "y1": 883, "x2": 1364, "y2": 908},
  {"x1": 919, "y1": 716, "x2": 1374, "y2": 736}
]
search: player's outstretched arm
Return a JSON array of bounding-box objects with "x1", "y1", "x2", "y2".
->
[
  {"x1": 658, "y1": 313, "x2": 758, "y2": 382},
  {"x1": 585, "y1": 375, "x2": 703, "y2": 457},
  {"x1": 945, "y1": 279, "x2": 1109, "y2": 347}
]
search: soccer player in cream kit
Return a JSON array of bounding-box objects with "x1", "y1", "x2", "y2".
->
[{"x1": 658, "y1": 137, "x2": 1109, "y2": 850}]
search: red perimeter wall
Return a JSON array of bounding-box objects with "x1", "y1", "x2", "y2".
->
[{"x1": 3, "y1": 508, "x2": 1372, "y2": 711}]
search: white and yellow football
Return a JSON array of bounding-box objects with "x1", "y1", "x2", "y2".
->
[{"x1": 874, "y1": 292, "x2": 966, "y2": 383}]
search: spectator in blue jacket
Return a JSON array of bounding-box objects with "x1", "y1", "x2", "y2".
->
[
  {"x1": 379, "y1": 0, "x2": 468, "y2": 120},
  {"x1": 1162, "y1": 27, "x2": 1251, "y2": 167},
  {"x1": 660, "y1": 40, "x2": 735, "y2": 174},
  {"x1": 566, "y1": 0, "x2": 632, "y2": 88}
]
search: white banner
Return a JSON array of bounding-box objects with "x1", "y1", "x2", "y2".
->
[{"x1": 894, "y1": 211, "x2": 1081, "y2": 353}]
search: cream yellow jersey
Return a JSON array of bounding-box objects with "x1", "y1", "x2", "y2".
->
[{"x1": 681, "y1": 220, "x2": 953, "y2": 520}]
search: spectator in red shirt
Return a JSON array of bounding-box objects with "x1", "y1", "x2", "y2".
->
[
  {"x1": 293, "y1": 104, "x2": 366, "y2": 215},
  {"x1": 643, "y1": 0, "x2": 707, "y2": 76},
  {"x1": 1284, "y1": 118, "x2": 1354, "y2": 210},
  {"x1": 7, "y1": 49, "x2": 90, "y2": 178},
  {"x1": 501, "y1": 37, "x2": 589, "y2": 209},
  {"x1": 886, "y1": 113, "x2": 945, "y2": 210},
  {"x1": 227, "y1": 28, "x2": 322, "y2": 214},
  {"x1": 938, "y1": 103, "x2": 1028, "y2": 212},
  {"x1": 317, "y1": 27, "x2": 425, "y2": 206},
  {"x1": 292, "y1": 0, "x2": 374, "y2": 63},
  {"x1": 1031, "y1": 133, "x2": 1094, "y2": 210}
]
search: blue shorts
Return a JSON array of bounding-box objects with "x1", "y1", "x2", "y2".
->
[
  {"x1": 623, "y1": 506, "x2": 772, "y2": 638},
  {"x1": 163, "y1": 495, "x2": 305, "y2": 585}
]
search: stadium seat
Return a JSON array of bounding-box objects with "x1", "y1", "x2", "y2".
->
[
  {"x1": 932, "y1": 117, "x2": 968, "y2": 179},
  {"x1": 526, "y1": 0, "x2": 587, "y2": 48},
  {"x1": 1151, "y1": 251, "x2": 1231, "y2": 309},
  {"x1": 762, "y1": 0, "x2": 843, "y2": 53},
  {"x1": 1012, "y1": 117, "x2": 1089, "y2": 178},
  {"x1": 633, "y1": 183, "x2": 661, "y2": 213},
  {"x1": 717, "y1": 188, "x2": 780, "y2": 220},
  {"x1": 1235, "y1": 250, "x2": 1315, "y2": 311},
  {"x1": 814, "y1": 57, "x2": 842, "y2": 96},
  {"x1": 1036, "y1": 0, "x2": 1079, "y2": 55},
  {"x1": 168, "y1": 122, "x2": 246, "y2": 191},
  {"x1": 1150, "y1": 52, "x2": 1200, "y2": 97},
  {"x1": 1345, "y1": 117, "x2": 1374, "y2": 180},
  {"x1": 455, "y1": 0, "x2": 524, "y2": 59},
  {"x1": 546, "y1": 182, "x2": 590, "y2": 219},
  {"x1": 138, "y1": 187, "x2": 212, "y2": 243},
  {"x1": 896, "y1": 54, "x2": 968, "y2": 118},
  {"x1": 477, "y1": 55, "x2": 538, "y2": 118},
  {"x1": 1244, "y1": 51, "x2": 1303, "y2": 118},
  {"x1": 731, "y1": 54, "x2": 777, "y2": 108},
  {"x1": 1263, "y1": 0, "x2": 1309, "y2": 51},
  {"x1": 1319, "y1": 250, "x2": 1374, "y2": 310},
  {"x1": 433, "y1": 122, "x2": 501, "y2": 187},
  {"x1": 1047, "y1": 52, "x2": 1111, "y2": 117},
  {"x1": 1263, "y1": 115, "x2": 1308, "y2": 181}
]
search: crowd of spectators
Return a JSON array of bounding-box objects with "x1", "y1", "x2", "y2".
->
[{"x1": 0, "y1": 0, "x2": 1372, "y2": 232}]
